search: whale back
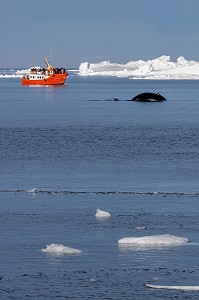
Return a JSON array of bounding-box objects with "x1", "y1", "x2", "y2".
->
[{"x1": 132, "y1": 92, "x2": 166, "y2": 102}]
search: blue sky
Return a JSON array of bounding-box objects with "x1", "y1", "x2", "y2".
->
[{"x1": 1, "y1": 0, "x2": 199, "y2": 68}]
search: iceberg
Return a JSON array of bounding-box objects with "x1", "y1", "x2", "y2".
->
[{"x1": 78, "y1": 55, "x2": 199, "y2": 80}]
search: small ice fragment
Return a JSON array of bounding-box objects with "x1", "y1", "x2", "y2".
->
[
  {"x1": 152, "y1": 277, "x2": 160, "y2": 281},
  {"x1": 135, "y1": 226, "x2": 146, "y2": 230},
  {"x1": 95, "y1": 208, "x2": 111, "y2": 219},
  {"x1": 27, "y1": 188, "x2": 36, "y2": 193},
  {"x1": 42, "y1": 244, "x2": 82, "y2": 254}
]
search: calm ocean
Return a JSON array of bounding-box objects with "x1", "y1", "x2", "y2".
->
[{"x1": 0, "y1": 74, "x2": 199, "y2": 299}]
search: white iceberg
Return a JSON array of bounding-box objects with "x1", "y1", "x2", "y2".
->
[
  {"x1": 118, "y1": 234, "x2": 188, "y2": 247},
  {"x1": 78, "y1": 55, "x2": 199, "y2": 80},
  {"x1": 95, "y1": 208, "x2": 111, "y2": 219},
  {"x1": 42, "y1": 244, "x2": 82, "y2": 254}
]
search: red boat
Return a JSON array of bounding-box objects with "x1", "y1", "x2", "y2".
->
[{"x1": 22, "y1": 58, "x2": 68, "y2": 85}]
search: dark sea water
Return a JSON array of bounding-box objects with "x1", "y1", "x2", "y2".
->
[{"x1": 1, "y1": 75, "x2": 199, "y2": 299}]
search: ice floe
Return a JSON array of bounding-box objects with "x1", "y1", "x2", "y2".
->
[
  {"x1": 118, "y1": 234, "x2": 188, "y2": 247},
  {"x1": 95, "y1": 208, "x2": 111, "y2": 219},
  {"x1": 42, "y1": 244, "x2": 82, "y2": 254},
  {"x1": 146, "y1": 284, "x2": 199, "y2": 291},
  {"x1": 78, "y1": 55, "x2": 199, "y2": 80}
]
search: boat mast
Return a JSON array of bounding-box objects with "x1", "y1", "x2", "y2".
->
[{"x1": 44, "y1": 58, "x2": 53, "y2": 72}]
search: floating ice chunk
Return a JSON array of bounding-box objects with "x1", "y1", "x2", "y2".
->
[
  {"x1": 135, "y1": 226, "x2": 146, "y2": 230},
  {"x1": 42, "y1": 244, "x2": 82, "y2": 254},
  {"x1": 95, "y1": 208, "x2": 111, "y2": 219},
  {"x1": 118, "y1": 234, "x2": 188, "y2": 247},
  {"x1": 146, "y1": 284, "x2": 199, "y2": 291},
  {"x1": 26, "y1": 188, "x2": 36, "y2": 193}
]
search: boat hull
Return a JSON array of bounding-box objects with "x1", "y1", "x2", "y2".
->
[{"x1": 22, "y1": 73, "x2": 68, "y2": 86}]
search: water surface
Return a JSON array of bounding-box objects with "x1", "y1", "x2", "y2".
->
[{"x1": 0, "y1": 76, "x2": 199, "y2": 299}]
